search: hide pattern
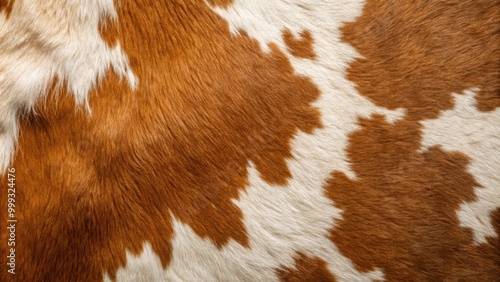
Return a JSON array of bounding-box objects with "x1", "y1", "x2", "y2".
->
[{"x1": 0, "y1": 0, "x2": 499, "y2": 281}]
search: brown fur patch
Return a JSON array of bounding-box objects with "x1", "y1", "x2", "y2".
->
[
  {"x1": 0, "y1": 0, "x2": 14, "y2": 17},
  {"x1": 277, "y1": 253, "x2": 337, "y2": 282},
  {"x1": 283, "y1": 29, "x2": 317, "y2": 60},
  {"x1": 326, "y1": 115, "x2": 500, "y2": 281},
  {"x1": 342, "y1": 0, "x2": 500, "y2": 118},
  {"x1": 206, "y1": 0, "x2": 233, "y2": 8},
  {"x1": 99, "y1": 16, "x2": 119, "y2": 47},
  {"x1": 0, "y1": 0, "x2": 321, "y2": 281}
]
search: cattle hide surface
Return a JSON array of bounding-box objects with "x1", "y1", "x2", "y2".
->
[{"x1": 0, "y1": 0, "x2": 499, "y2": 281}]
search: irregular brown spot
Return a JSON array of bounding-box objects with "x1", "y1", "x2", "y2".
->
[
  {"x1": 326, "y1": 115, "x2": 500, "y2": 281},
  {"x1": 0, "y1": 0, "x2": 321, "y2": 281},
  {"x1": 283, "y1": 29, "x2": 316, "y2": 60},
  {"x1": 277, "y1": 253, "x2": 337, "y2": 282},
  {"x1": 343, "y1": 0, "x2": 500, "y2": 118},
  {"x1": 99, "y1": 15, "x2": 119, "y2": 47},
  {"x1": 0, "y1": 0, "x2": 14, "y2": 17}
]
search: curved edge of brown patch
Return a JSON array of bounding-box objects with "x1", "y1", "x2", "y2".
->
[
  {"x1": 277, "y1": 253, "x2": 337, "y2": 282},
  {"x1": 99, "y1": 14, "x2": 119, "y2": 47},
  {"x1": 326, "y1": 115, "x2": 500, "y2": 281},
  {"x1": 283, "y1": 29, "x2": 317, "y2": 60},
  {"x1": 0, "y1": 0, "x2": 15, "y2": 18},
  {"x1": 475, "y1": 88, "x2": 500, "y2": 112}
]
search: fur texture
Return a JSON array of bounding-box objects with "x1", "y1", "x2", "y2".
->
[
  {"x1": 0, "y1": 0, "x2": 498, "y2": 281},
  {"x1": 0, "y1": 0, "x2": 136, "y2": 172}
]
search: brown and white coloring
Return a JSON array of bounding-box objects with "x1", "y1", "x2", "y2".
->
[{"x1": 0, "y1": 0, "x2": 499, "y2": 281}]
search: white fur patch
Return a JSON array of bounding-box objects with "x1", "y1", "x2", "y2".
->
[
  {"x1": 103, "y1": 243, "x2": 164, "y2": 282},
  {"x1": 421, "y1": 89, "x2": 500, "y2": 244},
  {"x1": 110, "y1": 0, "x2": 406, "y2": 281},
  {"x1": 0, "y1": 0, "x2": 137, "y2": 172}
]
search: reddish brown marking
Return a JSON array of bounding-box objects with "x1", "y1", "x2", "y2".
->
[
  {"x1": 0, "y1": 0, "x2": 15, "y2": 17},
  {"x1": 326, "y1": 115, "x2": 500, "y2": 281},
  {"x1": 277, "y1": 253, "x2": 337, "y2": 282},
  {"x1": 283, "y1": 29, "x2": 317, "y2": 60},
  {"x1": 0, "y1": 0, "x2": 321, "y2": 281},
  {"x1": 206, "y1": 0, "x2": 234, "y2": 8},
  {"x1": 99, "y1": 17, "x2": 119, "y2": 47},
  {"x1": 342, "y1": 0, "x2": 500, "y2": 118}
]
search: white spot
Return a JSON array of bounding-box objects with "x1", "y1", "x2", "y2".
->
[
  {"x1": 421, "y1": 89, "x2": 500, "y2": 244},
  {"x1": 0, "y1": 0, "x2": 137, "y2": 172}
]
